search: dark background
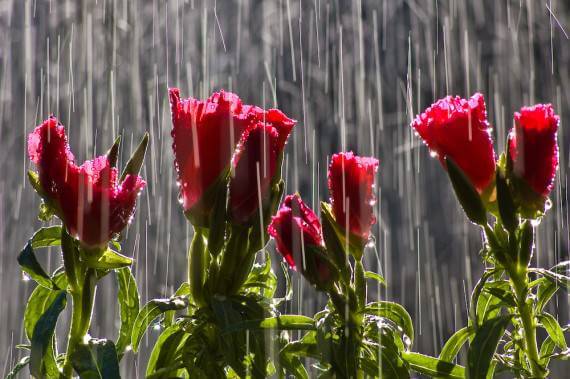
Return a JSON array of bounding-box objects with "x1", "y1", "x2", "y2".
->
[{"x1": 0, "y1": 0, "x2": 569, "y2": 377}]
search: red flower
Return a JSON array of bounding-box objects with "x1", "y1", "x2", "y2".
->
[
  {"x1": 229, "y1": 111, "x2": 295, "y2": 223},
  {"x1": 268, "y1": 194, "x2": 331, "y2": 285},
  {"x1": 328, "y1": 152, "x2": 379, "y2": 242},
  {"x1": 169, "y1": 89, "x2": 249, "y2": 217},
  {"x1": 169, "y1": 89, "x2": 295, "y2": 223},
  {"x1": 28, "y1": 117, "x2": 145, "y2": 248},
  {"x1": 509, "y1": 104, "x2": 559, "y2": 196},
  {"x1": 412, "y1": 93, "x2": 496, "y2": 192}
]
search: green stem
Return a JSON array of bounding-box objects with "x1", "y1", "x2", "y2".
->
[
  {"x1": 216, "y1": 226, "x2": 248, "y2": 294},
  {"x1": 61, "y1": 266, "x2": 97, "y2": 377},
  {"x1": 512, "y1": 273, "x2": 544, "y2": 378},
  {"x1": 188, "y1": 227, "x2": 207, "y2": 307},
  {"x1": 62, "y1": 291, "x2": 83, "y2": 377}
]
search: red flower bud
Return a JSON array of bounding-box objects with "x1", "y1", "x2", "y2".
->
[
  {"x1": 509, "y1": 104, "x2": 559, "y2": 196},
  {"x1": 412, "y1": 93, "x2": 496, "y2": 192},
  {"x1": 169, "y1": 88, "x2": 250, "y2": 218},
  {"x1": 28, "y1": 117, "x2": 145, "y2": 248},
  {"x1": 229, "y1": 110, "x2": 295, "y2": 223},
  {"x1": 328, "y1": 152, "x2": 379, "y2": 242},
  {"x1": 268, "y1": 194, "x2": 332, "y2": 286}
]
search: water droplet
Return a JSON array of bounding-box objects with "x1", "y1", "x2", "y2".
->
[
  {"x1": 153, "y1": 324, "x2": 161, "y2": 331},
  {"x1": 429, "y1": 150, "x2": 438, "y2": 158},
  {"x1": 22, "y1": 272, "x2": 30, "y2": 281},
  {"x1": 531, "y1": 218, "x2": 541, "y2": 227},
  {"x1": 544, "y1": 198, "x2": 552, "y2": 211}
]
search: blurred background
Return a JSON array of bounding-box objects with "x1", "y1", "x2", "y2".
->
[{"x1": 0, "y1": 0, "x2": 569, "y2": 377}]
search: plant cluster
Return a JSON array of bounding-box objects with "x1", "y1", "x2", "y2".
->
[{"x1": 8, "y1": 89, "x2": 567, "y2": 379}]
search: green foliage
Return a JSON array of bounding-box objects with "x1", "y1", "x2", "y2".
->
[
  {"x1": 30, "y1": 291, "x2": 67, "y2": 378},
  {"x1": 131, "y1": 295, "x2": 189, "y2": 352},
  {"x1": 402, "y1": 352, "x2": 465, "y2": 378},
  {"x1": 467, "y1": 315, "x2": 512, "y2": 379},
  {"x1": 115, "y1": 267, "x2": 140, "y2": 357},
  {"x1": 445, "y1": 157, "x2": 487, "y2": 225},
  {"x1": 70, "y1": 339, "x2": 121, "y2": 379}
]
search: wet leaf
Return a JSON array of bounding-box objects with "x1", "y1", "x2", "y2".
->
[
  {"x1": 467, "y1": 315, "x2": 511, "y2": 379},
  {"x1": 403, "y1": 352, "x2": 465, "y2": 378},
  {"x1": 131, "y1": 296, "x2": 189, "y2": 352},
  {"x1": 445, "y1": 157, "x2": 487, "y2": 225},
  {"x1": 18, "y1": 241, "x2": 57, "y2": 290},
  {"x1": 538, "y1": 313, "x2": 567, "y2": 350},
  {"x1": 30, "y1": 291, "x2": 67, "y2": 378},
  {"x1": 70, "y1": 339, "x2": 120, "y2": 379},
  {"x1": 83, "y1": 248, "x2": 133, "y2": 270},
  {"x1": 362, "y1": 301, "x2": 414, "y2": 344},
  {"x1": 120, "y1": 132, "x2": 149, "y2": 181},
  {"x1": 116, "y1": 267, "x2": 140, "y2": 358},
  {"x1": 440, "y1": 326, "x2": 474, "y2": 363}
]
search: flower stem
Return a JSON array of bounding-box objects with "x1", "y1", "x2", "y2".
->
[
  {"x1": 188, "y1": 228, "x2": 207, "y2": 306},
  {"x1": 512, "y1": 272, "x2": 544, "y2": 378},
  {"x1": 61, "y1": 266, "x2": 96, "y2": 377}
]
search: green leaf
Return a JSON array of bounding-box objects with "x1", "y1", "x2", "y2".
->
[
  {"x1": 31, "y1": 226, "x2": 62, "y2": 249},
  {"x1": 70, "y1": 339, "x2": 121, "y2": 379},
  {"x1": 83, "y1": 248, "x2": 133, "y2": 269},
  {"x1": 362, "y1": 301, "x2": 414, "y2": 344},
  {"x1": 538, "y1": 313, "x2": 567, "y2": 350},
  {"x1": 279, "y1": 351, "x2": 309, "y2": 379},
  {"x1": 403, "y1": 352, "x2": 465, "y2": 378},
  {"x1": 28, "y1": 170, "x2": 43, "y2": 195},
  {"x1": 131, "y1": 296, "x2": 189, "y2": 352},
  {"x1": 6, "y1": 356, "x2": 31, "y2": 379},
  {"x1": 533, "y1": 268, "x2": 570, "y2": 289},
  {"x1": 364, "y1": 270, "x2": 386, "y2": 286},
  {"x1": 362, "y1": 343, "x2": 410, "y2": 379},
  {"x1": 18, "y1": 241, "x2": 57, "y2": 290},
  {"x1": 164, "y1": 283, "x2": 190, "y2": 327},
  {"x1": 30, "y1": 291, "x2": 67, "y2": 378},
  {"x1": 540, "y1": 336, "x2": 557, "y2": 366},
  {"x1": 495, "y1": 172, "x2": 517, "y2": 232},
  {"x1": 221, "y1": 315, "x2": 315, "y2": 334},
  {"x1": 106, "y1": 135, "x2": 122, "y2": 168},
  {"x1": 467, "y1": 315, "x2": 511, "y2": 379},
  {"x1": 120, "y1": 132, "x2": 149, "y2": 182},
  {"x1": 440, "y1": 326, "x2": 474, "y2": 363},
  {"x1": 445, "y1": 157, "x2": 487, "y2": 225},
  {"x1": 146, "y1": 324, "x2": 188, "y2": 377},
  {"x1": 281, "y1": 331, "x2": 319, "y2": 359},
  {"x1": 280, "y1": 333, "x2": 319, "y2": 378},
  {"x1": 517, "y1": 220, "x2": 533, "y2": 267},
  {"x1": 24, "y1": 270, "x2": 67, "y2": 340},
  {"x1": 243, "y1": 252, "x2": 277, "y2": 299},
  {"x1": 483, "y1": 283, "x2": 516, "y2": 307},
  {"x1": 469, "y1": 269, "x2": 501, "y2": 326},
  {"x1": 115, "y1": 267, "x2": 140, "y2": 358},
  {"x1": 551, "y1": 260, "x2": 570, "y2": 275},
  {"x1": 320, "y1": 202, "x2": 362, "y2": 268},
  {"x1": 537, "y1": 279, "x2": 558, "y2": 313}
]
